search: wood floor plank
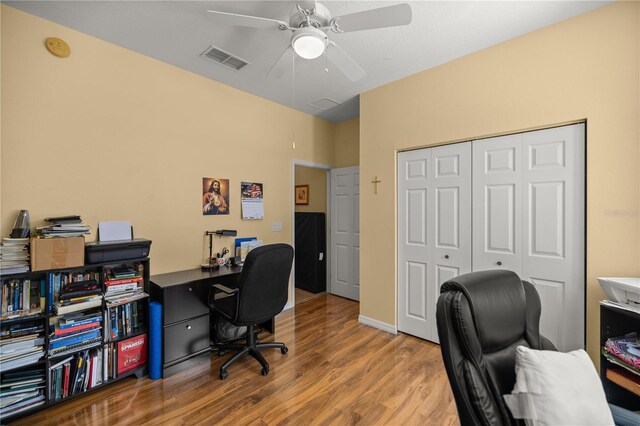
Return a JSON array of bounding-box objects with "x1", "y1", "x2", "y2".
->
[{"x1": 8, "y1": 295, "x2": 459, "y2": 425}]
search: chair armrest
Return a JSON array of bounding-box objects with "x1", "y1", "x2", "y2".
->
[
  {"x1": 540, "y1": 335, "x2": 557, "y2": 351},
  {"x1": 208, "y1": 283, "x2": 239, "y2": 309},
  {"x1": 213, "y1": 284, "x2": 238, "y2": 294}
]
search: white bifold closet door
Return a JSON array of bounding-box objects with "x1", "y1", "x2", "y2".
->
[
  {"x1": 397, "y1": 142, "x2": 472, "y2": 342},
  {"x1": 473, "y1": 124, "x2": 585, "y2": 352},
  {"x1": 397, "y1": 123, "x2": 584, "y2": 351}
]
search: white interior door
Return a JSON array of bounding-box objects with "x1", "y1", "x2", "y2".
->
[
  {"x1": 520, "y1": 124, "x2": 585, "y2": 351},
  {"x1": 330, "y1": 167, "x2": 360, "y2": 301},
  {"x1": 472, "y1": 134, "x2": 523, "y2": 275},
  {"x1": 473, "y1": 124, "x2": 585, "y2": 351},
  {"x1": 398, "y1": 149, "x2": 432, "y2": 340},
  {"x1": 398, "y1": 143, "x2": 471, "y2": 342},
  {"x1": 429, "y1": 143, "x2": 472, "y2": 342}
]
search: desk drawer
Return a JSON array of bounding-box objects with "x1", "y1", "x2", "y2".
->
[
  {"x1": 163, "y1": 283, "x2": 208, "y2": 325},
  {"x1": 164, "y1": 314, "x2": 210, "y2": 365}
]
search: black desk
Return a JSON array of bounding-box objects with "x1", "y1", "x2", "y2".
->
[{"x1": 149, "y1": 266, "x2": 274, "y2": 377}]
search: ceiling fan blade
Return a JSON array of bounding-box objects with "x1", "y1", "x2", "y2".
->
[
  {"x1": 297, "y1": 1, "x2": 317, "y2": 12},
  {"x1": 206, "y1": 10, "x2": 289, "y2": 30},
  {"x1": 268, "y1": 46, "x2": 294, "y2": 79},
  {"x1": 331, "y1": 3, "x2": 412, "y2": 33},
  {"x1": 326, "y1": 42, "x2": 365, "y2": 82}
]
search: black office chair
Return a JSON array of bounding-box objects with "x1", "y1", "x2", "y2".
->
[
  {"x1": 436, "y1": 270, "x2": 554, "y2": 425},
  {"x1": 208, "y1": 243, "x2": 294, "y2": 380},
  {"x1": 436, "y1": 270, "x2": 640, "y2": 426}
]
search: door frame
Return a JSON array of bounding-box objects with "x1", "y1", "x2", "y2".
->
[{"x1": 291, "y1": 159, "x2": 332, "y2": 308}]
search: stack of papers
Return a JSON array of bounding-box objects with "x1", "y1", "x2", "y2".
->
[
  {"x1": 0, "y1": 369, "x2": 45, "y2": 417},
  {"x1": 0, "y1": 238, "x2": 30, "y2": 275},
  {"x1": 37, "y1": 215, "x2": 91, "y2": 238},
  {"x1": 0, "y1": 334, "x2": 45, "y2": 373}
]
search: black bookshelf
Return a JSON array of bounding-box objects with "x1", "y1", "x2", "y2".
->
[{"x1": 0, "y1": 257, "x2": 150, "y2": 423}]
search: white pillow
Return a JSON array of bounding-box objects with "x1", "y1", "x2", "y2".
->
[{"x1": 503, "y1": 346, "x2": 614, "y2": 426}]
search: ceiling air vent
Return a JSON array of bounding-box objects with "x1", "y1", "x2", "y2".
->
[
  {"x1": 309, "y1": 98, "x2": 341, "y2": 111},
  {"x1": 200, "y1": 45, "x2": 250, "y2": 71}
]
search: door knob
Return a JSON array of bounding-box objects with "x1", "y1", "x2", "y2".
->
[
  {"x1": 186, "y1": 325, "x2": 192, "y2": 330},
  {"x1": 497, "y1": 261, "x2": 502, "y2": 266},
  {"x1": 444, "y1": 255, "x2": 449, "y2": 259}
]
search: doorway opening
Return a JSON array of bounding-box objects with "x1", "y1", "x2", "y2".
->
[{"x1": 291, "y1": 161, "x2": 331, "y2": 307}]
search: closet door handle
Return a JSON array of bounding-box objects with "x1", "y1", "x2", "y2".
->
[
  {"x1": 444, "y1": 255, "x2": 449, "y2": 259},
  {"x1": 186, "y1": 325, "x2": 192, "y2": 330},
  {"x1": 497, "y1": 261, "x2": 502, "y2": 266}
]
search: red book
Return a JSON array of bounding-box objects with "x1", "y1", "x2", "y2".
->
[
  {"x1": 106, "y1": 277, "x2": 142, "y2": 286},
  {"x1": 117, "y1": 334, "x2": 147, "y2": 375},
  {"x1": 55, "y1": 321, "x2": 100, "y2": 336},
  {"x1": 87, "y1": 356, "x2": 94, "y2": 390},
  {"x1": 62, "y1": 363, "x2": 71, "y2": 398}
]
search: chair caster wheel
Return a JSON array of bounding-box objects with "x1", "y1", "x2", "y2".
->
[
  {"x1": 220, "y1": 369, "x2": 228, "y2": 380},
  {"x1": 281, "y1": 347, "x2": 288, "y2": 354},
  {"x1": 261, "y1": 367, "x2": 269, "y2": 376},
  {"x1": 218, "y1": 350, "x2": 225, "y2": 357}
]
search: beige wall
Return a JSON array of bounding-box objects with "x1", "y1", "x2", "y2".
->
[
  {"x1": 294, "y1": 166, "x2": 327, "y2": 215},
  {"x1": 334, "y1": 117, "x2": 359, "y2": 168},
  {"x1": 1, "y1": 6, "x2": 334, "y2": 282},
  {"x1": 360, "y1": 1, "x2": 639, "y2": 362}
]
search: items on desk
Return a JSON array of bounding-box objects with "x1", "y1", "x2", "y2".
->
[
  {"x1": 202, "y1": 230, "x2": 237, "y2": 270},
  {"x1": 240, "y1": 240, "x2": 263, "y2": 262}
]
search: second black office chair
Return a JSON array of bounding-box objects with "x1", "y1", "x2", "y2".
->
[{"x1": 209, "y1": 243, "x2": 294, "y2": 380}]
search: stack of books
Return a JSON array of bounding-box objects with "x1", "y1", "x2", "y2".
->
[
  {"x1": 36, "y1": 215, "x2": 90, "y2": 238},
  {"x1": 0, "y1": 334, "x2": 45, "y2": 373},
  {"x1": 49, "y1": 348, "x2": 103, "y2": 401},
  {"x1": 1, "y1": 319, "x2": 44, "y2": 340},
  {"x1": 48, "y1": 312, "x2": 103, "y2": 358},
  {"x1": 51, "y1": 272, "x2": 103, "y2": 315},
  {"x1": 1, "y1": 278, "x2": 45, "y2": 320},
  {"x1": 0, "y1": 237, "x2": 30, "y2": 275},
  {"x1": 104, "y1": 265, "x2": 145, "y2": 304},
  {"x1": 0, "y1": 369, "x2": 45, "y2": 417}
]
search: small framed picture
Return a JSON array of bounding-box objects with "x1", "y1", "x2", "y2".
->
[{"x1": 295, "y1": 185, "x2": 309, "y2": 205}]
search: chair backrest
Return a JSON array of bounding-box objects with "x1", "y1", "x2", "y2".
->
[
  {"x1": 234, "y1": 243, "x2": 294, "y2": 325},
  {"x1": 436, "y1": 270, "x2": 548, "y2": 426}
]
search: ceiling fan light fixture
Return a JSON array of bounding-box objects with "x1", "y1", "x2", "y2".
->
[{"x1": 291, "y1": 27, "x2": 326, "y2": 59}]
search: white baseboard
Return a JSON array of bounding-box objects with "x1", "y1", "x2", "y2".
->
[
  {"x1": 283, "y1": 301, "x2": 294, "y2": 311},
  {"x1": 358, "y1": 315, "x2": 397, "y2": 335}
]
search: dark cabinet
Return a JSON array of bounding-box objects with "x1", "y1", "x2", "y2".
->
[
  {"x1": 163, "y1": 315, "x2": 210, "y2": 364},
  {"x1": 600, "y1": 302, "x2": 640, "y2": 410},
  {"x1": 295, "y1": 212, "x2": 326, "y2": 293}
]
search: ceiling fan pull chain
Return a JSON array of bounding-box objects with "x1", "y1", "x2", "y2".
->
[{"x1": 324, "y1": 38, "x2": 329, "y2": 73}]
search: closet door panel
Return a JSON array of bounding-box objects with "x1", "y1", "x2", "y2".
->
[
  {"x1": 521, "y1": 124, "x2": 585, "y2": 351},
  {"x1": 472, "y1": 134, "x2": 523, "y2": 275},
  {"x1": 429, "y1": 143, "x2": 472, "y2": 343},
  {"x1": 398, "y1": 149, "x2": 433, "y2": 340}
]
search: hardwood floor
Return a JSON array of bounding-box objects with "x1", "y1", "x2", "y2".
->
[
  {"x1": 294, "y1": 288, "x2": 325, "y2": 304},
  {"x1": 11, "y1": 295, "x2": 459, "y2": 425}
]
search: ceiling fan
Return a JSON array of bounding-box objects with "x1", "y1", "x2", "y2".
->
[{"x1": 206, "y1": 1, "x2": 412, "y2": 81}]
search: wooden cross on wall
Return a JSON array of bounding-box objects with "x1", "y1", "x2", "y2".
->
[{"x1": 371, "y1": 176, "x2": 382, "y2": 195}]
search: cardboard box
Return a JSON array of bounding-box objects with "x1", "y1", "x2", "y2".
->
[{"x1": 30, "y1": 237, "x2": 85, "y2": 271}]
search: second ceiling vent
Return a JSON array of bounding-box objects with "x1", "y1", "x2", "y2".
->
[{"x1": 200, "y1": 45, "x2": 250, "y2": 71}]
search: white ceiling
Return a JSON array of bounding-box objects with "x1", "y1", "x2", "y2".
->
[{"x1": 7, "y1": 1, "x2": 609, "y2": 122}]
